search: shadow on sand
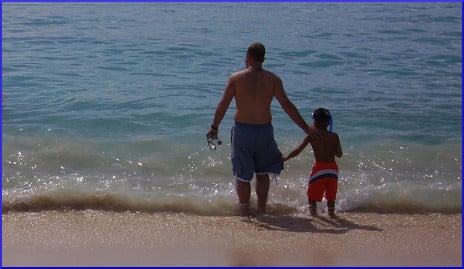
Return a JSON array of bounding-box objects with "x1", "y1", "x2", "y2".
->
[{"x1": 241, "y1": 213, "x2": 383, "y2": 234}]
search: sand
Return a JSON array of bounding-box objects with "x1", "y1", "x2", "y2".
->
[{"x1": 2, "y1": 210, "x2": 462, "y2": 267}]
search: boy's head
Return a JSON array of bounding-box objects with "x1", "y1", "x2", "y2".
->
[{"x1": 312, "y1": 108, "x2": 332, "y2": 130}]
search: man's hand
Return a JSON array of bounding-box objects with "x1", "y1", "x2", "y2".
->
[
  {"x1": 206, "y1": 125, "x2": 218, "y2": 139},
  {"x1": 304, "y1": 125, "x2": 323, "y2": 140}
]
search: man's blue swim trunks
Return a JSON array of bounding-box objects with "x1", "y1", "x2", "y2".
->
[{"x1": 231, "y1": 122, "x2": 283, "y2": 182}]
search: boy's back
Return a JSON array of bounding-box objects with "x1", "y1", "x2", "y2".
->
[
  {"x1": 282, "y1": 107, "x2": 342, "y2": 164},
  {"x1": 310, "y1": 130, "x2": 342, "y2": 163}
]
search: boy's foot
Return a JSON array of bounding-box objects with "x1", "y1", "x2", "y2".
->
[
  {"x1": 328, "y1": 209, "x2": 336, "y2": 218},
  {"x1": 309, "y1": 207, "x2": 317, "y2": 216},
  {"x1": 327, "y1": 201, "x2": 336, "y2": 218},
  {"x1": 308, "y1": 199, "x2": 317, "y2": 216}
]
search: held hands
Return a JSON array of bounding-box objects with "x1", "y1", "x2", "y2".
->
[
  {"x1": 304, "y1": 125, "x2": 323, "y2": 140},
  {"x1": 282, "y1": 125, "x2": 316, "y2": 163}
]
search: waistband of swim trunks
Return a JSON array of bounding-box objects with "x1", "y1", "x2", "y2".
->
[
  {"x1": 234, "y1": 121, "x2": 273, "y2": 128},
  {"x1": 313, "y1": 161, "x2": 338, "y2": 170},
  {"x1": 314, "y1": 161, "x2": 337, "y2": 165}
]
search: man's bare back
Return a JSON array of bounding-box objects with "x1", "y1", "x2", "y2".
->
[
  {"x1": 228, "y1": 68, "x2": 280, "y2": 124},
  {"x1": 212, "y1": 65, "x2": 310, "y2": 131}
]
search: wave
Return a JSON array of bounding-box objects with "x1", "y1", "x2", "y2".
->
[
  {"x1": 2, "y1": 133, "x2": 461, "y2": 215},
  {"x1": 2, "y1": 182, "x2": 461, "y2": 215},
  {"x1": 2, "y1": 189, "x2": 238, "y2": 216}
]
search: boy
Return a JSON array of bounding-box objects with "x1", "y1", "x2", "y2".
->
[{"x1": 283, "y1": 108, "x2": 343, "y2": 217}]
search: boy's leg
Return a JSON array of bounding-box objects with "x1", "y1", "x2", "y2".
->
[
  {"x1": 325, "y1": 179, "x2": 338, "y2": 218},
  {"x1": 327, "y1": 200, "x2": 336, "y2": 218},
  {"x1": 308, "y1": 199, "x2": 317, "y2": 216},
  {"x1": 307, "y1": 181, "x2": 324, "y2": 216}
]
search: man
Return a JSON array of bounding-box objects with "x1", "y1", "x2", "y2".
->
[{"x1": 207, "y1": 42, "x2": 316, "y2": 216}]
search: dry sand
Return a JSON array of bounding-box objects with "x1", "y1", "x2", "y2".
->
[{"x1": 2, "y1": 210, "x2": 462, "y2": 266}]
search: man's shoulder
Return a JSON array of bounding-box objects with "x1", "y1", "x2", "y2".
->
[
  {"x1": 230, "y1": 69, "x2": 248, "y2": 79},
  {"x1": 263, "y1": 68, "x2": 280, "y2": 78},
  {"x1": 230, "y1": 68, "x2": 282, "y2": 84},
  {"x1": 232, "y1": 68, "x2": 279, "y2": 75}
]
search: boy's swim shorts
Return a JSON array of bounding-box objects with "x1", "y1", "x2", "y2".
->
[{"x1": 307, "y1": 162, "x2": 338, "y2": 202}]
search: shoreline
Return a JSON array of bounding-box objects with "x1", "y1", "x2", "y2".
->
[{"x1": 2, "y1": 210, "x2": 462, "y2": 266}]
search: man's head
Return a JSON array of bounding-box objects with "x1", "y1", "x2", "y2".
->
[
  {"x1": 312, "y1": 108, "x2": 332, "y2": 129},
  {"x1": 246, "y1": 42, "x2": 265, "y2": 64}
]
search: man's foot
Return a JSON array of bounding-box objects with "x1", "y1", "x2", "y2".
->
[
  {"x1": 239, "y1": 202, "x2": 250, "y2": 217},
  {"x1": 256, "y1": 208, "x2": 267, "y2": 217}
]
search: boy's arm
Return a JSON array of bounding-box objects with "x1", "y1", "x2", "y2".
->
[
  {"x1": 283, "y1": 136, "x2": 311, "y2": 161},
  {"x1": 335, "y1": 133, "x2": 342, "y2": 158}
]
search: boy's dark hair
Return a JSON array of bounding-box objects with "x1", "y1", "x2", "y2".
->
[
  {"x1": 247, "y1": 42, "x2": 265, "y2": 63},
  {"x1": 312, "y1": 108, "x2": 331, "y2": 123}
]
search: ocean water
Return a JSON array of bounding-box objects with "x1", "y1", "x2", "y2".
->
[{"x1": 2, "y1": 2, "x2": 462, "y2": 215}]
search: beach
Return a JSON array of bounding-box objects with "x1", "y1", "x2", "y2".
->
[
  {"x1": 2, "y1": 211, "x2": 461, "y2": 267},
  {"x1": 2, "y1": 3, "x2": 462, "y2": 267}
]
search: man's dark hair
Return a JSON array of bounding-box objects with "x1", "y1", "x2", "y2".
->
[{"x1": 247, "y1": 42, "x2": 265, "y2": 63}]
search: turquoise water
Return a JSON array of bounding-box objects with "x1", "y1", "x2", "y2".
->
[{"x1": 2, "y1": 2, "x2": 462, "y2": 215}]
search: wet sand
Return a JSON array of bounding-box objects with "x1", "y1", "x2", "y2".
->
[{"x1": 2, "y1": 210, "x2": 461, "y2": 266}]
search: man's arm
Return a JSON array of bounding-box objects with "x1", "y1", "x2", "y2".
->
[
  {"x1": 208, "y1": 77, "x2": 235, "y2": 134},
  {"x1": 273, "y1": 79, "x2": 311, "y2": 134}
]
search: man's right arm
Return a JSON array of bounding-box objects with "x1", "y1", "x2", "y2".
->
[{"x1": 209, "y1": 76, "x2": 235, "y2": 133}]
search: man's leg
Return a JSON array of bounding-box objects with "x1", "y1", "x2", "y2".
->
[
  {"x1": 236, "y1": 179, "x2": 251, "y2": 216},
  {"x1": 256, "y1": 174, "x2": 270, "y2": 215}
]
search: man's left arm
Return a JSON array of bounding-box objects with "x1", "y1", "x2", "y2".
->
[{"x1": 274, "y1": 81, "x2": 310, "y2": 133}]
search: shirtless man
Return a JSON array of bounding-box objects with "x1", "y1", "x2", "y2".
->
[
  {"x1": 283, "y1": 108, "x2": 343, "y2": 217},
  {"x1": 207, "y1": 42, "x2": 315, "y2": 216}
]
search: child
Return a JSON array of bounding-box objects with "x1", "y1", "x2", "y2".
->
[{"x1": 283, "y1": 108, "x2": 343, "y2": 217}]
